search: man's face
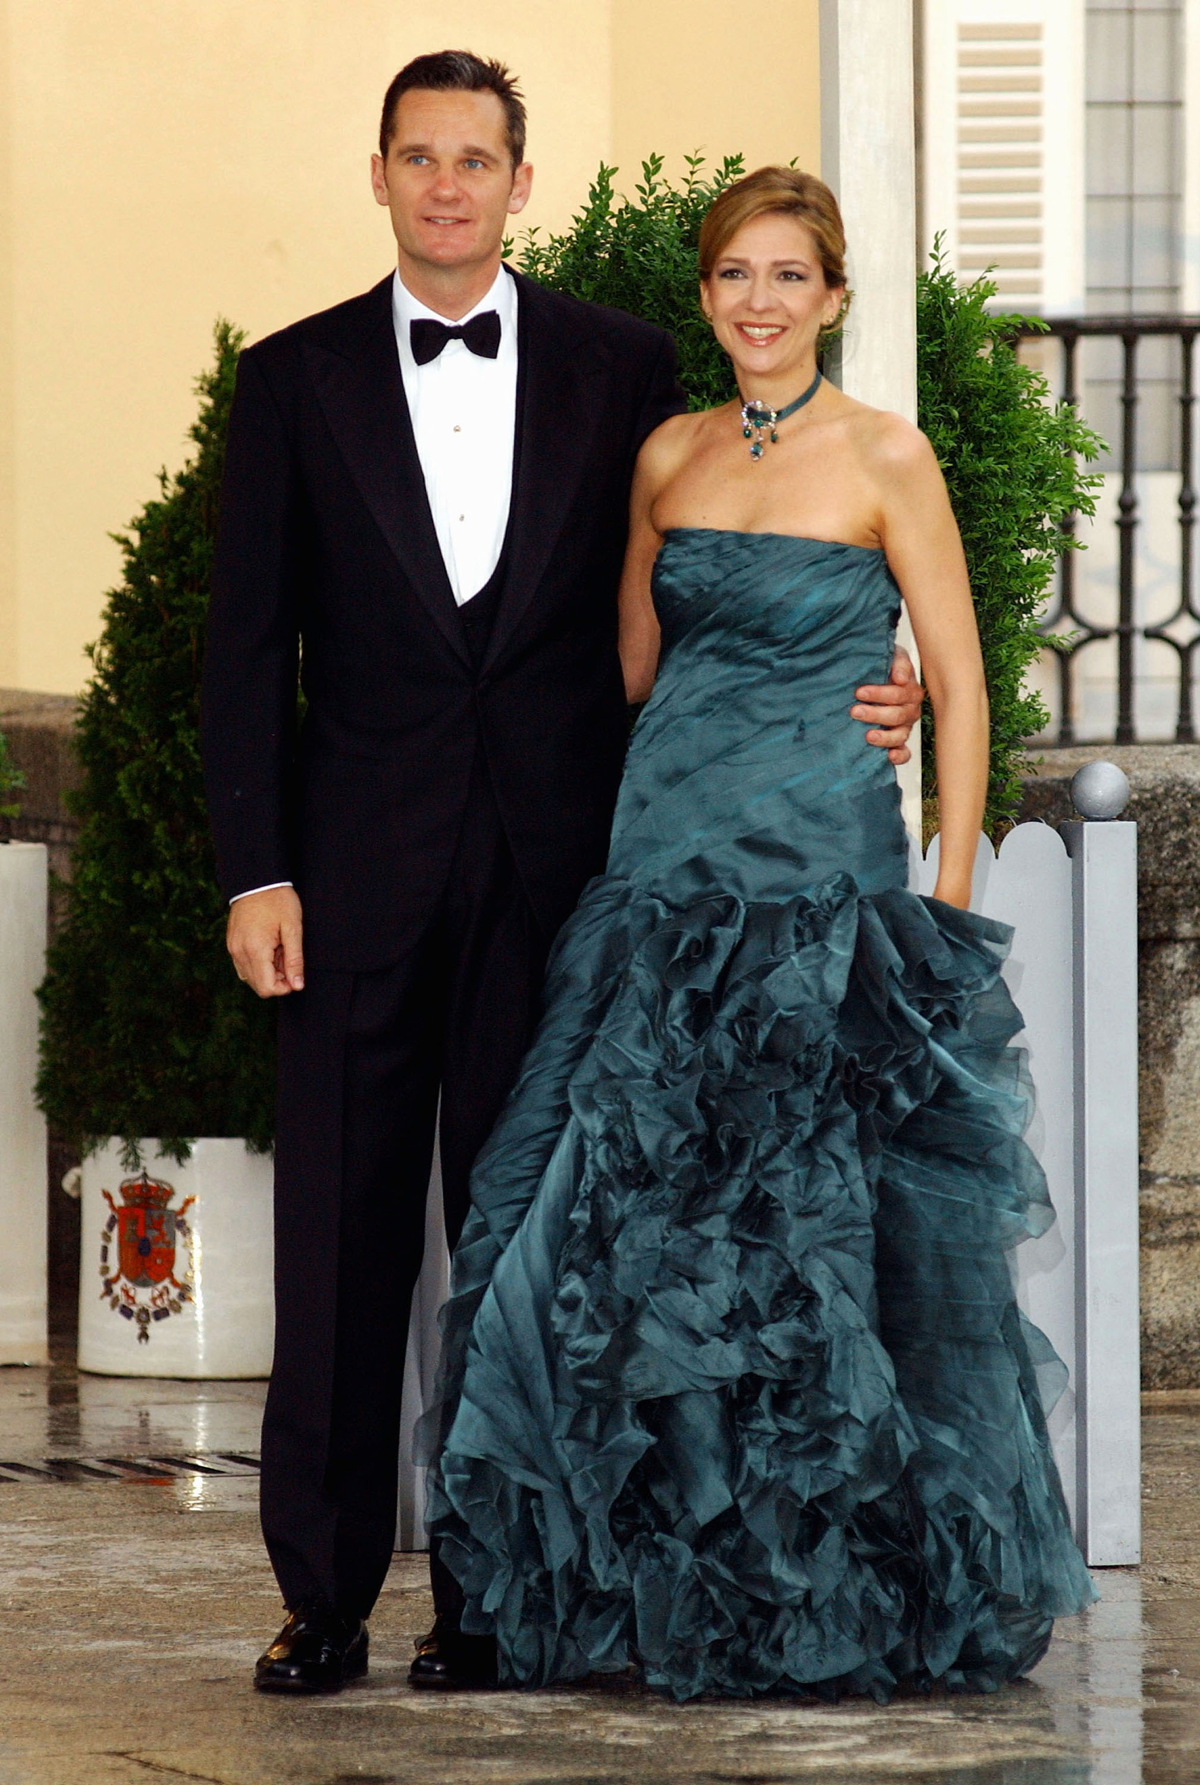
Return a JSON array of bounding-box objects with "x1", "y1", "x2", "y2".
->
[{"x1": 371, "y1": 88, "x2": 532, "y2": 276}]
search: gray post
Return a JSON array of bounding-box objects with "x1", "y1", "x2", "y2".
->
[{"x1": 1060, "y1": 761, "x2": 1141, "y2": 1566}]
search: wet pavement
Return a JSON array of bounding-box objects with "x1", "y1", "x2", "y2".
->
[{"x1": 1, "y1": 1356, "x2": 1199, "y2": 1782}]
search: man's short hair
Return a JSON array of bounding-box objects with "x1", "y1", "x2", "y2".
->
[{"x1": 379, "y1": 51, "x2": 527, "y2": 168}]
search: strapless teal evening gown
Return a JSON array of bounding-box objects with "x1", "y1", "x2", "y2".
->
[{"x1": 421, "y1": 529, "x2": 1095, "y2": 1701}]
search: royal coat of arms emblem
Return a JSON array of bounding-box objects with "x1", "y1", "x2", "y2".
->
[{"x1": 99, "y1": 1171, "x2": 196, "y2": 1343}]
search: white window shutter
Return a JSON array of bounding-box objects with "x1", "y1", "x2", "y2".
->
[{"x1": 923, "y1": 0, "x2": 1085, "y2": 313}]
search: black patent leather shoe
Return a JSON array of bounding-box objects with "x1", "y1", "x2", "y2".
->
[
  {"x1": 254, "y1": 1602, "x2": 368, "y2": 1693},
  {"x1": 408, "y1": 1614, "x2": 498, "y2": 1689}
]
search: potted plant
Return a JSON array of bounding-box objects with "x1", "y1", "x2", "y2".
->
[{"x1": 36, "y1": 325, "x2": 277, "y2": 1378}]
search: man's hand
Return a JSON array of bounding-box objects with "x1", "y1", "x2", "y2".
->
[
  {"x1": 851, "y1": 643, "x2": 926, "y2": 765},
  {"x1": 227, "y1": 886, "x2": 305, "y2": 997}
]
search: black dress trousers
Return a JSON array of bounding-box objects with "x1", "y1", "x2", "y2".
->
[{"x1": 261, "y1": 708, "x2": 548, "y2": 1621}]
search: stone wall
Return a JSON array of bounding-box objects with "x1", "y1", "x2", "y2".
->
[{"x1": 1020, "y1": 744, "x2": 1200, "y2": 1389}]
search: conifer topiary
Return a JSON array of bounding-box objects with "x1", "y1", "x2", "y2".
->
[{"x1": 36, "y1": 323, "x2": 275, "y2": 1163}]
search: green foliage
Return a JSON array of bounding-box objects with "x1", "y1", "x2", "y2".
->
[
  {"x1": 0, "y1": 729, "x2": 23, "y2": 820},
  {"x1": 514, "y1": 153, "x2": 744, "y2": 411},
  {"x1": 37, "y1": 322, "x2": 275, "y2": 1164},
  {"x1": 917, "y1": 248, "x2": 1103, "y2": 832}
]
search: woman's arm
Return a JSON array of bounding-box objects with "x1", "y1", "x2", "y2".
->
[
  {"x1": 618, "y1": 417, "x2": 694, "y2": 704},
  {"x1": 873, "y1": 418, "x2": 988, "y2": 909}
]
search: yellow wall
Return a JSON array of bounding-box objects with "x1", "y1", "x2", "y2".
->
[
  {"x1": 611, "y1": 0, "x2": 821, "y2": 192},
  {"x1": 0, "y1": 1, "x2": 819, "y2": 694}
]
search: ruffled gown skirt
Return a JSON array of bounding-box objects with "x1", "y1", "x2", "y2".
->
[{"x1": 420, "y1": 531, "x2": 1096, "y2": 1700}]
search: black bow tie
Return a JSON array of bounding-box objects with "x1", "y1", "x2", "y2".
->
[{"x1": 409, "y1": 311, "x2": 502, "y2": 366}]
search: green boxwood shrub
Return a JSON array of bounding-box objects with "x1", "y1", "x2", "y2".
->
[
  {"x1": 916, "y1": 248, "x2": 1102, "y2": 832},
  {"x1": 36, "y1": 323, "x2": 274, "y2": 1163},
  {"x1": 516, "y1": 153, "x2": 743, "y2": 411}
]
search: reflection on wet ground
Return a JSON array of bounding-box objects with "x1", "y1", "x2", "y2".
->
[
  {"x1": 1, "y1": 1359, "x2": 1198, "y2": 1782},
  {"x1": 0, "y1": 1346, "x2": 265, "y2": 1460}
]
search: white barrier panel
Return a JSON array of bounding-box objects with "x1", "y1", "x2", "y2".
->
[
  {"x1": 0, "y1": 842, "x2": 48, "y2": 1365},
  {"x1": 916, "y1": 819, "x2": 1141, "y2": 1567},
  {"x1": 398, "y1": 815, "x2": 1141, "y2": 1565}
]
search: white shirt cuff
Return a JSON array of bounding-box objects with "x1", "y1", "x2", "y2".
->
[{"x1": 230, "y1": 882, "x2": 293, "y2": 904}]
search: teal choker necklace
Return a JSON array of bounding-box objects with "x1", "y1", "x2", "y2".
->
[{"x1": 740, "y1": 370, "x2": 823, "y2": 460}]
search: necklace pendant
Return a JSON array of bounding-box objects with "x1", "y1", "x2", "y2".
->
[
  {"x1": 737, "y1": 371, "x2": 823, "y2": 462},
  {"x1": 741, "y1": 398, "x2": 776, "y2": 463}
]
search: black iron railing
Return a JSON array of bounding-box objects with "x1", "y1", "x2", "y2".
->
[{"x1": 1018, "y1": 316, "x2": 1199, "y2": 745}]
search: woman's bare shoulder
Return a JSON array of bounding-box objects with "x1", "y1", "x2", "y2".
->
[
  {"x1": 636, "y1": 409, "x2": 710, "y2": 491},
  {"x1": 843, "y1": 401, "x2": 941, "y2": 485},
  {"x1": 641, "y1": 408, "x2": 707, "y2": 457}
]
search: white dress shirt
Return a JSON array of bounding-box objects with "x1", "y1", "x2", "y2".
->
[
  {"x1": 230, "y1": 264, "x2": 520, "y2": 905},
  {"x1": 392, "y1": 263, "x2": 519, "y2": 606}
]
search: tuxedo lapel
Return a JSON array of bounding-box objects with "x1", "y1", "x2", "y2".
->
[
  {"x1": 305, "y1": 279, "x2": 469, "y2": 669},
  {"x1": 482, "y1": 272, "x2": 606, "y2": 674}
]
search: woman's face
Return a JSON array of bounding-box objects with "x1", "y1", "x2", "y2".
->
[{"x1": 701, "y1": 212, "x2": 843, "y2": 388}]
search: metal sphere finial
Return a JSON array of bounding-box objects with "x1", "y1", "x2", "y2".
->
[{"x1": 1071, "y1": 760, "x2": 1130, "y2": 820}]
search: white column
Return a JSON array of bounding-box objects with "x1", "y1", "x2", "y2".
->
[
  {"x1": 820, "y1": 0, "x2": 922, "y2": 838},
  {"x1": 1060, "y1": 816, "x2": 1142, "y2": 1567},
  {"x1": 820, "y1": 0, "x2": 918, "y2": 417},
  {"x1": 0, "y1": 843, "x2": 48, "y2": 1365}
]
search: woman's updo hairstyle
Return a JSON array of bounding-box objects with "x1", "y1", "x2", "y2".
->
[{"x1": 698, "y1": 166, "x2": 852, "y2": 341}]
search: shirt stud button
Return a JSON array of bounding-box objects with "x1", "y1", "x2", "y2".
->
[{"x1": 453, "y1": 425, "x2": 462, "y2": 432}]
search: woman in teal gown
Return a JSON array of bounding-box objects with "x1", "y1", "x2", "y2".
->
[{"x1": 419, "y1": 166, "x2": 1095, "y2": 1701}]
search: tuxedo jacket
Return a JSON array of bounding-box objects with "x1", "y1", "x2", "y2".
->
[{"x1": 201, "y1": 269, "x2": 686, "y2": 972}]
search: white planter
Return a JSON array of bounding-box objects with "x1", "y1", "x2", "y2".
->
[
  {"x1": 0, "y1": 842, "x2": 48, "y2": 1365},
  {"x1": 79, "y1": 1138, "x2": 273, "y2": 1378}
]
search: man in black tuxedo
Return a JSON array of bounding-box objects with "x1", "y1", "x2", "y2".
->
[{"x1": 202, "y1": 49, "x2": 923, "y2": 1696}]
